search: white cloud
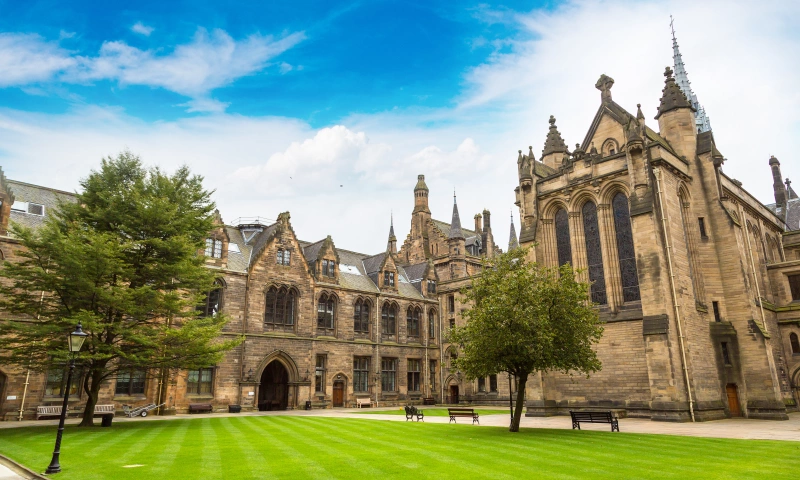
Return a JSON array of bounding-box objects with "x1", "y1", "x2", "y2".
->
[
  {"x1": 131, "y1": 22, "x2": 154, "y2": 36},
  {"x1": 278, "y1": 62, "x2": 293, "y2": 74},
  {"x1": 0, "y1": 27, "x2": 305, "y2": 112},
  {"x1": 69, "y1": 28, "x2": 306, "y2": 98},
  {"x1": 0, "y1": 33, "x2": 75, "y2": 86}
]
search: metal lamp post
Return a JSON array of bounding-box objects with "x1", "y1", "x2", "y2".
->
[
  {"x1": 508, "y1": 373, "x2": 514, "y2": 428},
  {"x1": 45, "y1": 323, "x2": 88, "y2": 475}
]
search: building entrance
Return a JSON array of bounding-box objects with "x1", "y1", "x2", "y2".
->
[
  {"x1": 726, "y1": 384, "x2": 741, "y2": 417},
  {"x1": 333, "y1": 380, "x2": 344, "y2": 407},
  {"x1": 259, "y1": 361, "x2": 289, "y2": 411}
]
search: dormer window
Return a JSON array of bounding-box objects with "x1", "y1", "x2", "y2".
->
[
  {"x1": 276, "y1": 249, "x2": 291, "y2": 266},
  {"x1": 205, "y1": 238, "x2": 223, "y2": 259},
  {"x1": 383, "y1": 271, "x2": 395, "y2": 287},
  {"x1": 426, "y1": 280, "x2": 436, "y2": 293},
  {"x1": 322, "y1": 259, "x2": 336, "y2": 277}
]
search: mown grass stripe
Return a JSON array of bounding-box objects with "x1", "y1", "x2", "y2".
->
[{"x1": 215, "y1": 417, "x2": 278, "y2": 480}]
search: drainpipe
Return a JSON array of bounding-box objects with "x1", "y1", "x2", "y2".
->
[
  {"x1": 19, "y1": 269, "x2": 49, "y2": 421},
  {"x1": 654, "y1": 167, "x2": 696, "y2": 422},
  {"x1": 375, "y1": 295, "x2": 380, "y2": 408}
]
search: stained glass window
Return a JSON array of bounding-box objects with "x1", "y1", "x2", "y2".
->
[
  {"x1": 612, "y1": 193, "x2": 640, "y2": 302},
  {"x1": 555, "y1": 208, "x2": 572, "y2": 266},
  {"x1": 582, "y1": 201, "x2": 607, "y2": 305}
]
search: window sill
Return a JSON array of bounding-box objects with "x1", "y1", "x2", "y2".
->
[
  {"x1": 113, "y1": 395, "x2": 147, "y2": 401},
  {"x1": 186, "y1": 394, "x2": 215, "y2": 400}
]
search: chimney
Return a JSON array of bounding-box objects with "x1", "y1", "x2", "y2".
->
[
  {"x1": 474, "y1": 214, "x2": 482, "y2": 233},
  {"x1": 482, "y1": 209, "x2": 491, "y2": 231},
  {"x1": 770, "y1": 156, "x2": 787, "y2": 208}
]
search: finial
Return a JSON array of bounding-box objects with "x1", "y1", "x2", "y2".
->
[
  {"x1": 670, "y1": 15, "x2": 676, "y2": 41},
  {"x1": 528, "y1": 145, "x2": 533, "y2": 155},
  {"x1": 664, "y1": 66, "x2": 674, "y2": 79},
  {"x1": 390, "y1": 210, "x2": 393, "y2": 226},
  {"x1": 549, "y1": 115, "x2": 556, "y2": 126},
  {"x1": 453, "y1": 190, "x2": 457, "y2": 204},
  {"x1": 595, "y1": 74, "x2": 615, "y2": 103}
]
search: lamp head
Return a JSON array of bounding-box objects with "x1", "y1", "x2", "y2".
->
[{"x1": 68, "y1": 322, "x2": 89, "y2": 353}]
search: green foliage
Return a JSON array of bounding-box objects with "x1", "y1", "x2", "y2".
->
[
  {"x1": 0, "y1": 152, "x2": 241, "y2": 424},
  {"x1": 449, "y1": 247, "x2": 603, "y2": 431}
]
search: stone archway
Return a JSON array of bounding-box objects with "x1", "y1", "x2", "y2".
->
[{"x1": 259, "y1": 361, "x2": 289, "y2": 411}]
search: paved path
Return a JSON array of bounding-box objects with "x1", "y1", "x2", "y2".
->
[{"x1": 2, "y1": 407, "x2": 799, "y2": 442}]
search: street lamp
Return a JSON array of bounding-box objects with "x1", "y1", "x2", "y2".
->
[{"x1": 45, "y1": 323, "x2": 88, "y2": 475}]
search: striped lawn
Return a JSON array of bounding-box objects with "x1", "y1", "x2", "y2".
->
[{"x1": 0, "y1": 416, "x2": 798, "y2": 479}]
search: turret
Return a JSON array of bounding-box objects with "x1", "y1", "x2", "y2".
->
[
  {"x1": 770, "y1": 156, "x2": 787, "y2": 209},
  {"x1": 540, "y1": 116, "x2": 568, "y2": 169},
  {"x1": 413, "y1": 174, "x2": 430, "y2": 214},
  {"x1": 655, "y1": 66, "x2": 697, "y2": 161}
]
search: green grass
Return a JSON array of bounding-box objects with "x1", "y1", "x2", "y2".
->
[
  {"x1": 1, "y1": 416, "x2": 798, "y2": 479},
  {"x1": 354, "y1": 407, "x2": 509, "y2": 416}
]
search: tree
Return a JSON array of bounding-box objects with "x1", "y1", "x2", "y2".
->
[
  {"x1": 0, "y1": 152, "x2": 241, "y2": 426},
  {"x1": 449, "y1": 247, "x2": 603, "y2": 432}
]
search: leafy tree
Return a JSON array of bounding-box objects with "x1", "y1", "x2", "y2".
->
[
  {"x1": 0, "y1": 152, "x2": 241, "y2": 426},
  {"x1": 450, "y1": 247, "x2": 603, "y2": 432}
]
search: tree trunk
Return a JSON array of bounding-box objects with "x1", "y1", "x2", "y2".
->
[
  {"x1": 78, "y1": 369, "x2": 102, "y2": 427},
  {"x1": 510, "y1": 372, "x2": 528, "y2": 432}
]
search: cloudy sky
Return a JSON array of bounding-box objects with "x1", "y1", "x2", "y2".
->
[{"x1": 0, "y1": 0, "x2": 797, "y2": 253}]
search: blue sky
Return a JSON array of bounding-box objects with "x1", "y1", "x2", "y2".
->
[{"x1": 0, "y1": 0, "x2": 798, "y2": 252}]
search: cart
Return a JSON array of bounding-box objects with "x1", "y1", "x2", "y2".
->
[{"x1": 122, "y1": 403, "x2": 165, "y2": 417}]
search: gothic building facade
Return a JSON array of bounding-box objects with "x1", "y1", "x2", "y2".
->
[{"x1": 512, "y1": 62, "x2": 800, "y2": 420}]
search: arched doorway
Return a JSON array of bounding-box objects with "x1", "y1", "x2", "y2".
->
[{"x1": 259, "y1": 361, "x2": 289, "y2": 411}]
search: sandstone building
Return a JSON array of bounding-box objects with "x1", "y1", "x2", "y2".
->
[{"x1": 1, "y1": 30, "x2": 799, "y2": 422}]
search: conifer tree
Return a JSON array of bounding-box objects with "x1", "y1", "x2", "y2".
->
[
  {"x1": 0, "y1": 152, "x2": 241, "y2": 426},
  {"x1": 450, "y1": 247, "x2": 603, "y2": 432}
]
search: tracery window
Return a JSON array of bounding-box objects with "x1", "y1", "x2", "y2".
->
[
  {"x1": 381, "y1": 303, "x2": 397, "y2": 337},
  {"x1": 407, "y1": 307, "x2": 421, "y2": 339},
  {"x1": 264, "y1": 286, "x2": 296, "y2": 329},
  {"x1": 428, "y1": 310, "x2": 436, "y2": 339},
  {"x1": 353, "y1": 299, "x2": 370, "y2": 334},
  {"x1": 554, "y1": 208, "x2": 572, "y2": 266},
  {"x1": 197, "y1": 281, "x2": 223, "y2": 318},
  {"x1": 582, "y1": 201, "x2": 607, "y2": 305},
  {"x1": 353, "y1": 357, "x2": 370, "y2": 392},
  {"x1": 612, "y1": 193, "x2": 641, "y2": 302},
  {"x1": 317, "y1": 293, "x2": 336, "y2": 333}
]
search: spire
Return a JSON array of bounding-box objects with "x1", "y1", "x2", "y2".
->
[
  {"x1": 670, "y1": 16, "x2": 711, "y2": 132},
  {"x1": 542, "y1": 115, "x2": 568, "y2": 157},
  {"x1": 655, "y1": 66, "x2": 694, "y2": 119},
  {"x1": 387, "y1": 212, "x2": 397, "y2": 254},
  {"x1": 508, "y1": 211, "x2": 519, "y2": 251},
  {"x1": 449, "y1": 192, "x2": 464, "y2": 240}
]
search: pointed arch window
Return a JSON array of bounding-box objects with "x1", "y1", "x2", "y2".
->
[
  {"x1": 354, "y1": 299, "x2": 370, "y2": 334},
  {"x1": 381, "y1": 303, "x2": 397, "y2": 339},
  {"x1": 612, "y1": 193, "x2": 641, "y2": 302},
  {"x1": 428, "y1": 309, "x2": 436, "y2": 339},
  {"x1": 554, "y1": 208, "x2": 572, "y2": 266},
  {"x1": 197, "y1": 280, "x2": 223, "y2": 318},
  {"x1": 317, "y1": 293, "x2": 336, "y2": 333},
  {"x1": 791, "y1": 333, "x2": 800, "y2": 355},
  {"x1": 407, "y1": 307, "x2": 421, "y2": 339},
  {"x1": 582, "y1": 201, "x2": 607, "y2": 305},
  {"x1": 264, "y1": 286, "x2": 296, "y2": 330}
]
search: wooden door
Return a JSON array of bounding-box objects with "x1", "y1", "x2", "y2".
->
[
  {"x1": 333, "y1": 381, "x2": 344, "y2": 407},
  {"x1": 726, "y1": 384, "x2": 741, "y2": 416},
  {"x1": 449, "y1": 385, "x2": 459, "y2": 404}
]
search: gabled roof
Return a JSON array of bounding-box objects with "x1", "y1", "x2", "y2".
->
[
  {"x1": 6, "y1": 180, "x2": 76, "y2": 231},
  {"x1": 302, "y1": 238, "x2": 327, "y2": 263},
  {"x1": 362, "y1": 252, "x2": 387, "y2": 275},
  {"x1": 403, "y1": 262, "x2": 428, "y2": 282},
  {"x1": 580, "y1": 100, "x2": 636, "y2": 150}
]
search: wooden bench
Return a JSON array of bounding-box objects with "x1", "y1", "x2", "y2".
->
[
  {"x1": 36, "y1": 404, "x2": 116, "y2": 420},
  {"x1": 569, "y1": 410, "x2": 619, "y2": 432},
  {"x1": 448, "y1": 407, "x2": 479, "y2": 424},
  {"x1": 404, "y1": 405, "x2": 424, "y2": 422},
  {"x1": 188, "y1": 403, "x2": 213, "y2": 413},
  {"x1": 356, "y1": 397, "x2": 374, "y2": 408}
]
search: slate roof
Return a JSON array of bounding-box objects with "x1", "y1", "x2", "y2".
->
[
  {"x1": 224, "y1": 226, "x2": 253, "y2": 273},
  {"x1": 6, "y1": 180, "x2": 76, "y2": 232},
  {"x1": 403, "y1": 262, "x2": 428, "y2": 282},
  {"x1": 362, "y1": 252, "x2": 386, "y2": 275},
  {"x1": 431, "y1": 219, "x2": 478, "y2": 239},
  {"x1": 302, "y1": 239, "x2": 326, "y2": 263}
]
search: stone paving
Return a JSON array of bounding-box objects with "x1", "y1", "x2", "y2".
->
[{"x1": 2, "y1": 407, "x2": 799, "y2": 441}]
